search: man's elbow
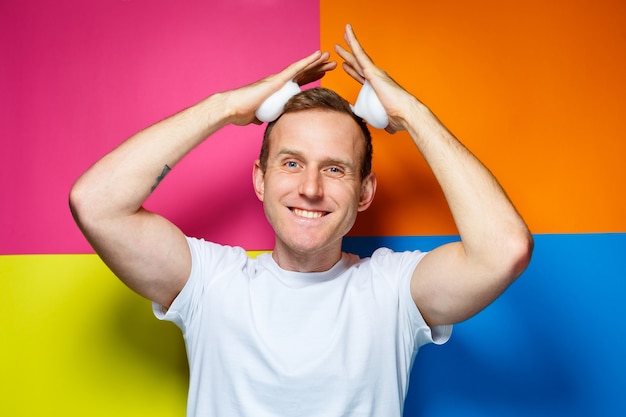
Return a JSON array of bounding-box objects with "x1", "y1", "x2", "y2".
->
[
  {"x1": 505, "y1": 228, "x2": 534, "y2": 281},
  {"x1": 68, "y1": 179, "x2": 99, "y2": 232},
  {"x1": 68, "y1": 181, "x2": 85, "y2": 224}
]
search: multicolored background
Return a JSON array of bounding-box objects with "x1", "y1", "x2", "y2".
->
[{"x1": 2, "y1": 0, "x2": 624, "y2": 416}]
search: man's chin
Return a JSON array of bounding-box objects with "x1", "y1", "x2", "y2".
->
[{"x1": 274, "y1": 236, "x2": 342, "y2": 261}]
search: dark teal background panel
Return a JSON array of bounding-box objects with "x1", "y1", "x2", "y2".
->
[{"x1": 343, "y1": 233, "x2": 626, "y2": 417}]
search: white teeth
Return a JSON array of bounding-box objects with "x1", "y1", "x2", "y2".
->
[{"x1": 293, "y1": 208, "x2": 324, "y2": 219}]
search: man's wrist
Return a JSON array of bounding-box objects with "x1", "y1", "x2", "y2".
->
[{"x1": 195, "y1": 92, "x2": 235, "y2": 130}]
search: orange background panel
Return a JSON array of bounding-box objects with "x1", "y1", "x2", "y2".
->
[{"x1": 321, "y1": 0, "x2": 626, "y2": 235}]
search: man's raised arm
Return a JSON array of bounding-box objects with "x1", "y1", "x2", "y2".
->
[
  {"x1": 336, "y1": 25, "x2": 533, "y2": 327},
  {"x1": 69, "y1": 51, "x2": 335, "y2": 308}
]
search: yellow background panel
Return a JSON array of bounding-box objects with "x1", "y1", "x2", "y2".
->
[
  {"x1": 321, "y1": 0, "x2": 626, "y2": 235},
  {"x1": 1, "y1": 255, "x2": 187, "y2": 417}
]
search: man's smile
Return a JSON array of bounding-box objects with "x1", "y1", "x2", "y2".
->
[{"x1": 290, "y1": 208, "x2": 328, "y2": 219}]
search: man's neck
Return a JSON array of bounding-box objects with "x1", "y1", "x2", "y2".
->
[{"x1": 271, "y1": 242, "x2": 343, "y2": 273}]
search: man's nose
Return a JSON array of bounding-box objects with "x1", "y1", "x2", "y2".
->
[{"x1": 298, "y1": 168, "x2": 323, "y2": 199}]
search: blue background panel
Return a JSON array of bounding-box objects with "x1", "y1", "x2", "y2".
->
[{"x1": 343, "y1": 233, "x2": 626, "y2": 417}]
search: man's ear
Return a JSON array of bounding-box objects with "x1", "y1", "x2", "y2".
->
[
  {"x1": 357, "y1": 172, "x2": 377, "y2": 212},
  {"x1": 252, "y1": 160, "x2": 265, "y2": 201}
]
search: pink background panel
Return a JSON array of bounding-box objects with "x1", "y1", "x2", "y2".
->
[{"x1": 0, "y1": 0, "x2": 320, "y2": 254}]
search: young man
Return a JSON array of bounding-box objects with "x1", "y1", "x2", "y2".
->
[{"x1": 70, "y1": 25, "x2": 533, "y2": 416}]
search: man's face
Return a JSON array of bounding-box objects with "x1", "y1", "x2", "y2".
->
[{"x1": 253, "y1": 110, "x2": 376, "y2": 269}]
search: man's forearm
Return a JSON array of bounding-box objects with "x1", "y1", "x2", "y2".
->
[{"x1": 405, "y1": 100, "x2": 531, "y2": 267}]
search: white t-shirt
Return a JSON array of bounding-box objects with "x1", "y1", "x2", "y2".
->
[{"x1": 154, "y1": 237, "x2": 452, "y2": 417}]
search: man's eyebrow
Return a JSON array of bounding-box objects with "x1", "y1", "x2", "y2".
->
[{"x1": 276, "y1": 148, "x2": 304, "y2": 159}]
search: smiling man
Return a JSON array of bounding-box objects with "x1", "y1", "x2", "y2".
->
[
  {"x1": 254, "y1": 90, "x2": 376, "y2": 272},
  {"x1": 70, "y1": 25, "x2": 533, "y2": 417}
]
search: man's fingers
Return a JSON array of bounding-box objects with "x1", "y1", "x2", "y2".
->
[
  {"x1": 335, "y1": 44, "x2": 366, "y2": 84},
  {"x1": 341, "y1": 62, "x2": 365, "y2": 84},
  {"x1": 281, "y1": 50, "x2": 325, "y2": 82},
  {"x1": 295, "y1": 60, "x2": 337, "y2": 86},
  {"x1": 283, "y1": 51, "x2": 337, "y2": 87},
  {"x1": 334, "y1": 45, "x2": 360, "y2": 71},
  {"x1": 344, "y1": 24, "x2": 375, "y2": 69}
]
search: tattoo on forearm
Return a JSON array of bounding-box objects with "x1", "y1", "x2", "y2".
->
[{"x1": 151, "y1": 164, "x2": 172, "y2": 192}]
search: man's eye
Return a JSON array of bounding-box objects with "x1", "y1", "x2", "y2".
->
[
  {"x1": 326, "y1": 167, "x2": 344, "y2": 176},
  {"x1": 285, "y1": 161, "x2": 299, "y2": 168}
]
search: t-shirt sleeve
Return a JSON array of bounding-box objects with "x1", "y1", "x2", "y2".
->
[
  {"x1": 371, "y1": 248, "x2": 452, "y2": 349},
  {"x1": 403, "y1": 278, "x2": 453, "y2": 347},
  {"x1": 152, "y1": 237, "x2": 247, "y2": 331}
]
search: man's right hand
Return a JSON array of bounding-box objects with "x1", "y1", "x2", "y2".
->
[{"x1": 225, "y1": 50, "x2": 336, "y2": 127}]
